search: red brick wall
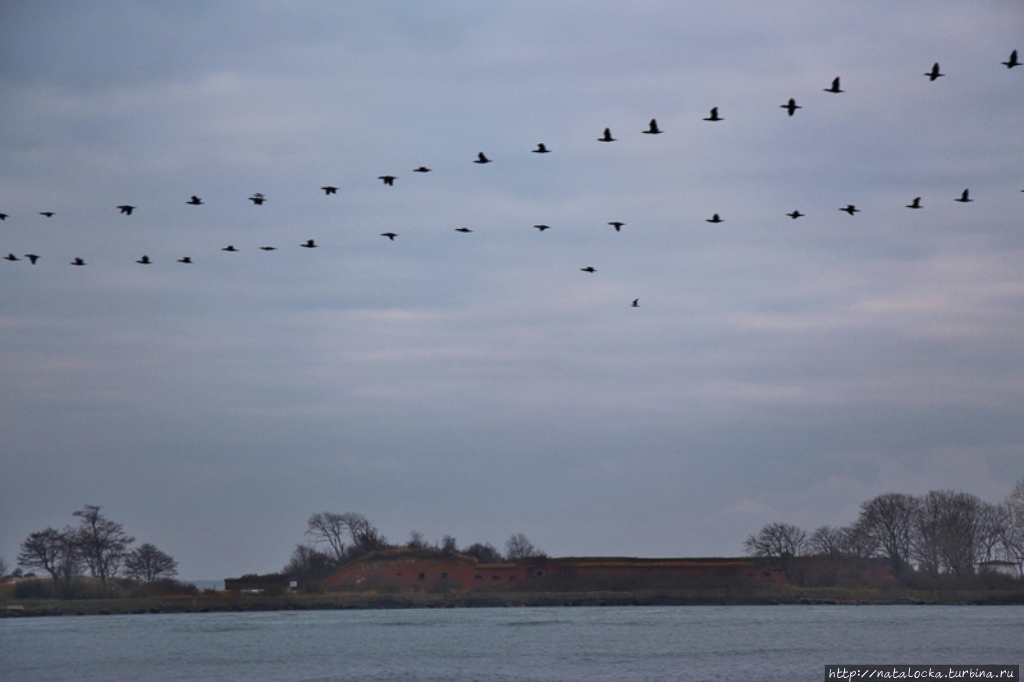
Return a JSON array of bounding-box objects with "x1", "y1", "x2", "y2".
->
[{"x1": 324, "y1": 551, "x2": 774, "y2": 593}]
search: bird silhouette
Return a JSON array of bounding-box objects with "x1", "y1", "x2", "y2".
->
[
  {"x1": 25, "y1": 254, "x2": 39, "y2": 264},
  {"x1": 955, "y1": 188, "x2": 972, "y2": 203},
  {"x1": 259, "y1": 246, "x2": 277, "y2": 251},
  {"x1": 824, "y1": 77, "x2": 844, "y2": 93},
  {"x1": 300, "y1": 239, "x2": 317, "y2": 248},
  {"x1": 410, "y1": 166, "x2": 430, "y2": 173},
  {"x1": 117, "y1": 205, "x2": 135, "y2": 215},
  {"x1": 39, "y1": 212, "x2": 55, "y2": 217},
  {"x1": 906, "y1": 197, "x2": 923, "y2": 209},
  {"x1": 187, "y1": 195, "x2": 203, "y2": 205},
  {"x1": 71, "y1": 257, "x2": 85, "y2": 266},
  {"x1": 840, "y1": 204, "x2": 860, "y2": 215},
  {"x1": 454, "y1": 227, "x2": 472, "y2": 233},
  {"x1": 136, "y1": 255, "x2": 151, "y2": 265},
  {"x1": 4, "y1": 253, "x2": 19, "y2": 261},
  {"x1": 533, "y1": 224, "x2": 551, "y2": 231},
  {"x1": 925, "y1": 62, "x2": 944, "y2": 81},
  {"x1": 580, "y1": 266, "x2": 596, "y2": 273},
  {"x1": 608, "y1": 221, "x2": 624, "y2": 232},
  {"x1": 780, "y1": 98, "x2": 802, "y2": 116},
  {"x1": 706, "y1": 213, "x2": 723, "y2": 223},
  {"x1": 381, "y1": 232, "x2": 398, "y2": 240},
  {"x1": 598, "y1": 127, "x2": 616, "y2": 142},
  {"x1": 703, "y1": 107, "x2": 723, "y2": 121},
  {"x1": 249, "y1": 193, "x2": 266, "y2": 205},
  {"x1": 643, "y1": 118, "x2": 662, "y2": 134},
  {"x1": 321, "y1": 186, "x2": 338, "y2": 195},
  {"x1": 378, "y1": 175, "x2": 396, "y2": 186},
  {"x1": 474, "y1": 152, "x2": 491, "y2": 164},
  {"x1": 532, "y1": 143, "x2": 550, "y2": 153},
  {"x1": 222, "y1": 245, "x2": 238, "y2": 252},
  {"x1": 0, "y1": 213, "x2": 7, "y2": 220},
  {"x1": 786, "y1": 210, "x2": 804, "y2": 219},
  {"x1": 1003, "y1": 49, "x2": 1020, "y2": 69},
  {"x1": 631, "y1": 298, "x2": 639, "y2": 307},
  {"x1": 177, "y1": 256, "x2": 192, "y2": 264}
]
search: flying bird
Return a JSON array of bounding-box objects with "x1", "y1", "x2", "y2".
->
[
  {"x1": 259, "y1": 246, "x2": 277, "y2": 251},
  {"x1": 532, "y1": 143, "x2": 550, "y2": 153},
  {"x1": 249, "y1": 193, "x2": 266, "y2": 205},
  {"x1": 706, "y1": 213, "x2": 723, "y2": 223},
  {"x1": 136, "y1": 255, "x2": 151, "y2": 265},
  {"x1": 925, "y1": 62, "x2": 944, "y2": 81},
  {"x1": 780, "y1": 98, "x2": 802, "y2": 116},
  {"x1": 222, "y1": 245, "x2": 238, "y2": 252},
  {"x1": 631, "y1": 298, "x2": 639, "y2": 308},
  {"x1": 39, "y1": 212, "x2": 55, "y2": 217},
  {"x1": 824, "y1": 77, "x2": 844, "y2": 93},
  {"x1": 643, "y1": 118, "x2": 662, "y2": 134},
  {"x1": 703, "y1": 107, "x2": 723, "y2": 121},
  {"x1": 955, "y1": 188, "x2": 972, "y2": 203},
  {"x1": 840, "y1": 204, "x2": 860, "y2": 215},
  {"x1": 533, "y1": 224, "x2": 550, "y2": 231},
  {"x1": 25, "y1": 254, "x2": 39, "y2": 264},
  {"x1": 4, "y1": 253, "x2": 19, "y2": 261},
  {"x1": 71, "y1": 257, "x2": 85, "y2": 266},
  {"x1": 598, "y1": 127, "x2": 616, "y2": 142},
  {"x1": 608, "y1": 221, "x2": 624, "y2": 232},
  {"x1": 0, "y1": 213, "x2": 7, "y2": 220},
  {"x1": 300, "y1": 239, "x2": 317, "y2": 248},
  {"x1": 177, "y1": 256, "x2": 192, "y2": 264},
  {"x1": 117, "y1": 205, "x2": 135, "y2": 215},
  {"x1": 381, "y1": 232, "x2": 398, "y2": 241},
  {"x1": 187, "y1": 195, "x2": 203, "y2": 205},
  {"x1": 378, "y1": 175, "x2": 396, "y2": 186},
  {"x1": 906, "y1": 197, "x2": 923, "y2": 209},
  {"x1": 580, "y1": 266, "x2": 597, "y2": 273},
  {"x1": 1002, "y1": 49, "x2": 1020, "y2": 69},
  {"x1": 454, "y1": 227, "x2": 472, "y2": 233},
  {"x1": 412, "y1": 166, "x2": 431, "y2": 173},
  {"x1": 321, "y1": 186, "x2": 338, "y2": 195},
  {"x1": 786, "y1": 210, "x2": 804, "y2": 219},
  {"x1": 474, "y1": 152, "x2": 491, "y2": 164}
]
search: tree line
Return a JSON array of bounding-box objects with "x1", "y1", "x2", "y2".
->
[
  {"x1": 282, "y1": 511, "x2": 544, "y2": 586},
  {"x1": 9, "y1": 505, "x2": 181, "y2": 598},
  {"x1": 744, "y1": 477, "x2": 1024, "y2": 584}
]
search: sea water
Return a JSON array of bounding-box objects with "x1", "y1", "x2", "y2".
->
[{"x1": 1, "y1": 605, "x2": 1021, "y2": 681}]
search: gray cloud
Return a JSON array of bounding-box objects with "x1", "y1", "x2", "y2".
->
[{"x1": 1, "y1": 1, "x2": 1022, "y2": 578}]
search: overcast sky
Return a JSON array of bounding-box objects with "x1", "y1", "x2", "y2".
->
[{"x1": 2, "y1": 1, "x2": 1022, "y2": 580}]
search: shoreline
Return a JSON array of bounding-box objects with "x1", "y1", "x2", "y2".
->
[{"x1": 4, "y1": 587, "x2": 1023, "y2": 617}]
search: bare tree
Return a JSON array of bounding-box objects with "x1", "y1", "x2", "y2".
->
[
  {"x1": 857, "y1": 493, "x2": 918, "y2": 577},
  {"x1": 840, "y1": 522, "x2": 879, "y2": 559},
  {"x1": 505, "y1": 533, "x2": 544, "y2": 561},
  {"x1": 743, "y1": 522, "x2": 807, "y2": 572},
  {"x1": 73, "y1": 505, "x2": 134, "y2": 590},
  {"x1": 124, "y1": 543, "x2": 178, "y2": 583},
  {"x1": 807, "y1": 525, "x2": 846, "y2": 560},
  {"x1": 439, "y1": 535, "x2": 458, "y2": 554},
  {"x1": 18, "y1": 526, "x2": 82, "y2": 596},
  {"x1": 306, "y1": 511, "x2": 387, "y2": 562},
  {"x1": 0, "y1": 554, "x2": 7, "y2": 578},
  {"x1": 1002, "y1": 477, "x2": 1024, "y2": 563},
  {"x1": 348, "y1": 514, "x2": 388, "y2": 555},
  {"x1": 914, "y1": 490, "x2": 995, "y2": 576},
  {"x1": 462, "y1": 542, "x2": 504, "y2": 564},
  {"x1": 283, "y1": 544, "x2": 338, "y2": 583},
  {"x1": 406, "y1": 530, "x2": 428, "y2": 549},
  {"x1": 305, "y1": 512, "x2": 349, "y2": 563}
]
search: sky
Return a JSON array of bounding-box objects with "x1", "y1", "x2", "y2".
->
[{"x1": 1, "y1": 1, "x2": 1022, "y2": 580}]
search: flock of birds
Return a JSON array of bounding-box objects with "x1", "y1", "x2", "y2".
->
[{"x1": 3, "y1": 51, "x2": 1022, "y2": 308}]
